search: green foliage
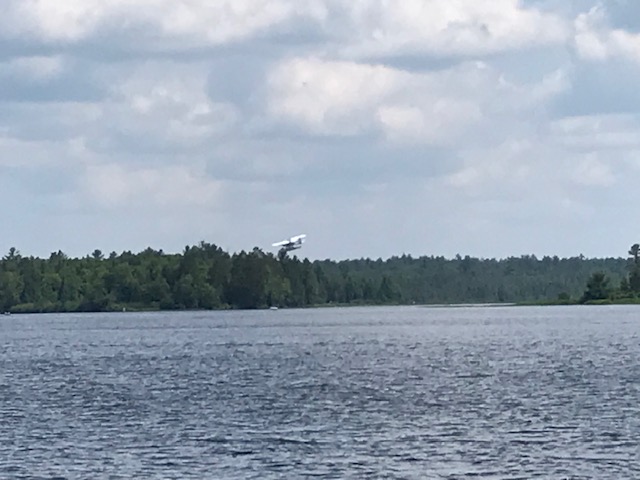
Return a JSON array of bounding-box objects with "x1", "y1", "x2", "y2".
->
[
  {"x1": 628, "y1": 244, "x2": 640, "y2": 293},
  {"x1": 580, "y1": 272, "x2": 611, "y2": 303},
  {"x1": 573, "y1": 242, "x2": 640, "y2": 304},
  {"x1": 0, "y1": 243, "x2": 634, "y2": 312},
  {"x1": 225, "y1": 249, "x2": 271, "y2": 309}
]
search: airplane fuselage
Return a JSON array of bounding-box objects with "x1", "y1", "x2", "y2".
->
[
  {"x1": 272, "y1": 234, "x2": 306, "y2": 252},
  {"x1": 281, "y1": 242, "x2": 303, "y2": 252}
]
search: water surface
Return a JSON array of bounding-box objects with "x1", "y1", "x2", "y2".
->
[{"x1": 1, "y1": 306, "x2": 639, "y2": 479}]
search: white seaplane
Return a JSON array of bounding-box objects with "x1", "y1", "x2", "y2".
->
[{"x1": 272, "y1": 234, "x2": 306, "y2": 252}]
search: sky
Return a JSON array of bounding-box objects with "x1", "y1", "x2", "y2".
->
[{"x1": 1, "y1": 0, "x2": 640, "y2": 260}]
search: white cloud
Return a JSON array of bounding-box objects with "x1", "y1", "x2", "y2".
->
[
  {"x1": 575, "y1": 6, "x2": 640, "y2": 63},
  {"x1": 109, "y1": 63, "x2": 240, "y2": 147},
  {"x1": 268, "y1": 57, "x2": 567, "y2": 145},
  {"x1": 550, "y1": 114, "x2": 640, "y2": 150},
  {"x1": 338, "y1": 0, "x2": 568, "y2": 58},
  {"x1": 267, "y1": 57, "x2": 401, "y2": 136},
  {"x1": 446, "y1": 140, "x2": 533, "y2": 192},
  {"x1": 0, "y1": 61, "x2": 238, "y2": 159},
  {"x1": 1, "y1": 0, "x2": 569, "y2": 59},
  {"x1": 571, "y1": 153, "x2": 615, "y2": 187},
  {"x1": 3, "y1": 0, "x2": 327, "y2": 46},
  {"x1": 81, "y1": 163, "x2": 224, "y2": 210}
]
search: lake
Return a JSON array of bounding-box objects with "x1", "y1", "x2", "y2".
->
[{"x1": 1, "y1": 305, "x2": 639, "y2": 479}]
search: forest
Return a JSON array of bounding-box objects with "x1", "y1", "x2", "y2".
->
[{"x1": 0, "y1": 242, "x2": 636, "y2": 313}]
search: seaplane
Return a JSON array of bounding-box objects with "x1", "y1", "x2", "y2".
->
[{"x1": 272, "y1": 234, "x2": 306, "y2": 252}]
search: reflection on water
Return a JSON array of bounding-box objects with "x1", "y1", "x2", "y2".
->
[{"x1": 1, "y1": 306, "x2": 639, "y2": 479}]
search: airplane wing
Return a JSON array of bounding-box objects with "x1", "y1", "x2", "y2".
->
[{"x1": 273, "y1": 234, "x2": 306, "y2": 248}]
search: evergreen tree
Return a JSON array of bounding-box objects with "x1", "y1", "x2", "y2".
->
[
  {"x1": 628, "y1": 243, "x2": 640, "y2": 293},
  {"x1": 580, "y1": 272, "x2": 611, "y2": 303}
]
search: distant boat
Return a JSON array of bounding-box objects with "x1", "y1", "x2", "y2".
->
[{"x1": 269, "y1": 306, "x2": 278, "y2": 311}]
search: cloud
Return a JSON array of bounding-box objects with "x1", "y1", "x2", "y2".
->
[
  {"x1": 571, "y1": 153, "x2": 615, "y2": 187},
  {"x1": 267, "y1": 57, "x2": 568, "y2": 145},
  {"x1": 2, "y1": 0, "x2": 640, "y2": 261},
  {"x1": 80, "y1": 163, "x2": 224, "y2": 210},
  {"x1": 0, "y1": 134, "x2": 65, "y2": 168},
  {"x1": 0, "y1": 54, "x2": 106, "y2": 103},
  {"x1": 0, "y1": 60, "x2": 240, "y2": 159},
  {"x1": 112, "y1": 63, "x2": 240, "y2": 148},
  {"x1": 446, "y1": 140, "x2": 533, "y2": 193},
  {"x1": 337, "y1": 0, "x2": 569, "y2": 58},
  {"x1": 1, "y1": 0, "x2": 328, "y2": 47},
  {"x1": 550, "y1": 113, "x2": 640, "y2": 150},
  {"x1": 0, "y1": 0, "x2": 569, "y2": 60},
  {"x1": 6, "y1": 55, "x2": 65, "y2": 80},
  {"x1": 575, "y1": 6, "x2": 640, "y2": 63}
]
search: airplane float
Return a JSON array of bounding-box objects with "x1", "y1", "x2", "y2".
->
[{"x1": 272, "y1": 234, "x2": 306, "y2": 252}]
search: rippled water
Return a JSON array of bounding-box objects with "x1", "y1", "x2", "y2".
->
[{"x1": 1, "y1": 305, "x2": 639, "y2": 479}]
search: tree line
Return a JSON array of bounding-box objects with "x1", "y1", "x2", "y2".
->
[
  {"x1": 579, "y1": 243, "x2": 640, "y2": 303},
  {"x1": 0, "y1": 242, "x2": 631, "y2": 313}
]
